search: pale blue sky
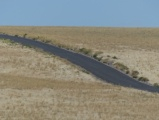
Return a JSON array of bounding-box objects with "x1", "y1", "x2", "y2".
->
[{"x1": 0, "y1": 0, "x2": 159, "y2": 27}]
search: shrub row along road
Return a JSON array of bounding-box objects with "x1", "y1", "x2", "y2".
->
[{"x1": 0, "y1": 34, "x2": 159, "y2": 93}]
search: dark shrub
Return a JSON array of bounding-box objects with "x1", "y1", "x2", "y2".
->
[
  {"x1": 79, "y1": 48, "x2": 92, "y2": 55},
  {"x1": 131, "y1": 70, "x2": 139, "y2": 78},
  {"x1": 93, "y1": 51, "x2": 103, "y2": 61},
  {"x1": 93, "y1": 51, "x2": 102, "y2": 58},
  {"x1": 126, "y1": 70, "x2": 130, "y2": 74},
  {"x1": 138, "y1": 77, "x2": 149, "y2": 82},
  {"x1": 44, "y1": 40, "x2": 51, "y2": 43},
  {"x1": 23, "y1": 33, "x2": 27, "y2": 38},
  {"x1": 112, "y1": 56, "x2": 118, "y2": 59},
  {"x1": 154, "y1": 83, "x2": 159, "y2": 88},
  {"x1": 113, "y1": 62, "x2": 129, "y2": 72}
]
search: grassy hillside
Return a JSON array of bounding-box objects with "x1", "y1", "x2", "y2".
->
[
  {"x1": 0, "y1": 39, "x2": 159, "y2": 119},
  {"x1": 1, "y1": 26, "x2": 159, "y2": 50},
  {"x1": 0, "y1": 26, "x2": 159, "y2": 84}
]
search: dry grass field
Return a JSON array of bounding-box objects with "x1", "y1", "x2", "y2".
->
[
  {"x1": 0, "y1": 27, "x2": 159, "y2": 119},
  {"x1": 0, "y1": 26, "x2": 159, "y2": 84}
]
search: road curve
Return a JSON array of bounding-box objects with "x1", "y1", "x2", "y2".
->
[{"x1": 0, "y1": 34, "x2": 159, "y2": 93}]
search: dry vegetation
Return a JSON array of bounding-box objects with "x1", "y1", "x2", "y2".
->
[
  {"x1": 0, "y1": 26, "x2": 159, "y2": 84},
  {"x1": 0, "y1": 27, "x2": 159, "y2": 119},
  {"x1": 0, "y1": 39, "x2": 98, "y2": 83}
]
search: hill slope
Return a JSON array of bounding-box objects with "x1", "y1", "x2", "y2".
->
[
  {"x1": 0, "y1": 33, "x2": 159, "y2": 119},
  {"x1": 0, "y1": 26, "x2": 159, "y2": 84}
]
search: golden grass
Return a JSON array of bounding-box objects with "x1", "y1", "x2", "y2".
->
[
  {"x1": 1, "y1": 74, "x2": 159, "y2": 120},
  {"x1": 0, "y1": 26, "x2": 159, "y2": 50},
  {"x1": 1, "y1": 26, "x2": 159, "y2": 84},
  {"x1": 0, "y1": 27, "x2": 159, "y2": 119},
  {"x1": 0, "y1": 39, "x2": 96, "y2": 83}
]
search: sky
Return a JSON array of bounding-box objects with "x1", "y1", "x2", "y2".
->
[{"x1": 0, "y1": 0, "x2": 159, "y2": 27}]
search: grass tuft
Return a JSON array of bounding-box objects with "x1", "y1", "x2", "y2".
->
[
  {"x1": 131, "y1": 70, "x2": 139, "y2": 78},
  {"x1": 79, "y1": 48, "x2": 92, "y2": 56},
  {"x1": 138, "y1": 77, "x2": 149, "y2": 82},
  {"x1": 113, "y1": 62, "x2": 129, "y2": 72}
]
